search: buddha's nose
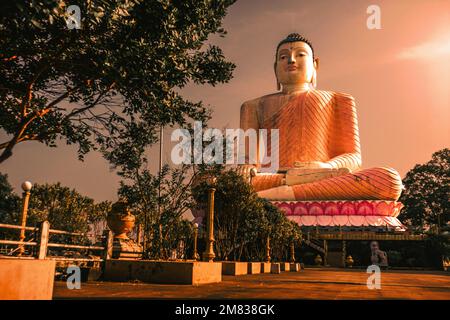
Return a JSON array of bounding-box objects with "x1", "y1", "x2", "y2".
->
[{"x1": 288, "y1": 55, "x2": 296, "y2": 64}]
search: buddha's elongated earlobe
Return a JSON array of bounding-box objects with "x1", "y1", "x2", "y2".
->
[
  {"x1": 311, "y1": 57, "x2": 319, "y2": 89},
  {"x1": 274, "y1": 62, "x2": 281, "y2": 91},
  {"x1": 310, "y1": 69, "x2": 317, "y2": 89}
]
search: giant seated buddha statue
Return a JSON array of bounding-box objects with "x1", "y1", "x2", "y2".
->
[{"x1": 238, "y1": 33, "x2": 405, "y2": 229}]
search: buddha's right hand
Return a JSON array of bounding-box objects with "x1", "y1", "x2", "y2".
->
[
  {"x1": 236, "y1": 164, "x2": 257, "y2": 183},
  {"x1": 293, "y1": 161, "x2": 333, "y2": 169}
]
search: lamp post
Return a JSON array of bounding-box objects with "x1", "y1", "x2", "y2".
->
[
  {"x1": 203, "y1": 177, "x2": 216, "y2": 262},
  {"x1": 265, "y1": 235, "x2": 271, "y2": 263},
  {"x1": 193, "y1": 222, "x2": 199, "y2": 260},
  {"x1": 18, "y1": 181, "x2": 32, "y2": 255},
  {"x1": 265, "y1": 226, "x2": 271, "y2": 263}
]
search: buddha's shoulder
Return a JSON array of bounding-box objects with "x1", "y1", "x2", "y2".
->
[
  {"x1": 309, "y1": 89, "x2": 355, "y2": 104},
  {"x1": 240, "y1": 92, "x2": 281, "y2": 110}
]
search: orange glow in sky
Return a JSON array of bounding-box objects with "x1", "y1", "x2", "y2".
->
[{"x1": 1, "y1": 0, "x2": 449, "y2": 201}]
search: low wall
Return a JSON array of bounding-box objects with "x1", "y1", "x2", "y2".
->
[
  {"x1": 0, "y1": 259, "x2": 55, "y2": 300},
  {"x1": 104, "y1": 260, "x2": 222, "y2": 285},
  {"x1": 247, "y1": 262, "x2": 261, "y2": 274},
  {"x1": 222, "y1": 262, "x2": 248, "y2": 276},
  {"x1": 280, "y1": 262, "x2": 290, "y2": 272},
  {"x1": 261, "y1": 262, "x2": 271, "y2": 273}
]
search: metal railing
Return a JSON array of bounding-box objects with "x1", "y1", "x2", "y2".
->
[{"x1": 0, "y1": 221, "x2": 113, "y2": 262}]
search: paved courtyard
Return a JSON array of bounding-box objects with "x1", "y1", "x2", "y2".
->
[{"x1": 54, "y1": 268, "x2": 450, "y2": 300}]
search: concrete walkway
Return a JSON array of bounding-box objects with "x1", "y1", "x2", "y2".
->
[{"x1": 54, "y1": 268, "x2": 450, "y2": 300}]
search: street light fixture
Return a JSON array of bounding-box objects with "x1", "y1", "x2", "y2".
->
[{"x1": 18, "y1": 181, "x2": 32, "y2": 255}]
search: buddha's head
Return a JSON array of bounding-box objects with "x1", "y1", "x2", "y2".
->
[{"x1": 274, "y1": 33, "x2": 319, "y2": 91}]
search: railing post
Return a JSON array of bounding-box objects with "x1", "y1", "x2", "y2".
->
[
  {"x1": 103, "y1": 229, "x2": 113, "y2": 261},
  {"x1": 37, "y1": 221, "x2": 50, "y2": 259}
]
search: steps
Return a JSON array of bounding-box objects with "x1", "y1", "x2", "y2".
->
[{"x1": 302, "y1": 237, "x2": 326, "y2": 254}]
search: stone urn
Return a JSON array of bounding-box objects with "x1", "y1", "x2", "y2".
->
[
  {"x1": 346, "y1": 255, "x2": 354, "y2": 268},
  {"x1": 107, "y1": 201, "x2": 135, "y2": 239},
  {"x1": 314, "y1": 254, "x2": 323, "y2": 266}
]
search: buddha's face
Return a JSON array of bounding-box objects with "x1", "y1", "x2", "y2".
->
[{"x1": 275, "y1": 41, "x2": 318, "y2": 88}]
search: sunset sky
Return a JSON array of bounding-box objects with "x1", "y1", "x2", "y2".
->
[{"x1": 1, "y1": 0, "x2": 449, "y2": 201}]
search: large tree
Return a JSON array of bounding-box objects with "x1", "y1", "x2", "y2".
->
[
  {"x1": 0, "y1": 0, "x2": 235, "y2": 166},
  {"x1": 400, "y1": 148, "x2": 449, "y2": 233}
]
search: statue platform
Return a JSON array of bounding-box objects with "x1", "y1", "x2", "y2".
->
[
  {"x1": 111, "y1": 238, "x2": 143, "y2": 259},
  {"x1": 271, "y1": 200, "x2": 406, "y2": 230},
  {"x1": 104, "y1": 259, "x2": 222, "y2": 285}
]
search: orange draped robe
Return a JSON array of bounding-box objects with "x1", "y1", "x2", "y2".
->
[{"x1": 248, "y1": 90, "x2": 403, "y2": 201}]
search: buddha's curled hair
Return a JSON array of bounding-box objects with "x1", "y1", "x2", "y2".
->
[{"x1": 276, "y1": 33, "x2": 314, "y2": 59}]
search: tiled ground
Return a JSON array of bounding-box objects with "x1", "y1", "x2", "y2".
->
[{"x1": 53, "y1": 268, "x2": 450, "y2": 300}]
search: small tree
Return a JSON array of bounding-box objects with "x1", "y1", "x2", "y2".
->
[
  {"x1": 193, "y1": 168, "x2": 302, "y2": 261},
  {"x1": 119, "y1": 163, "x2": 200, "y2": 259},
  {"x1": 400, "y1": 148, "x2": 449, "y2": 233},
  {"x1": 262, "y1": 199, "x2": 302, "y2": 262}
]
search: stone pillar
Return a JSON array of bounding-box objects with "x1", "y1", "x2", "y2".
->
[{"x1": 290, "y1": 242, "x2": 295, "y2": 262}]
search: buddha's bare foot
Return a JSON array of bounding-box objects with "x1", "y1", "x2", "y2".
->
[{"x1": 257, "y1": 185, "x2": 295, "y2": 201}]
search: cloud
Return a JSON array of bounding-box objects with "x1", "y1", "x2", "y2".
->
[{"x1": 397, "y1": 34, "x2": 450, "y2": 60}]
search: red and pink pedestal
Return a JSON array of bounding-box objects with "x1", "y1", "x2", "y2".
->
[{"x1": 271, "y1": 200, "x2": 406, "y2": 231}]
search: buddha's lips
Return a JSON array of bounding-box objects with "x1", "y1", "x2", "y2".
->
[{"x1": 287, "y1": 66, "x2": 297, "y2": 71}]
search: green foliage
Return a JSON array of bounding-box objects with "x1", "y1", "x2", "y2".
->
[
  {"x1": 0, "y1": 176, "x2": 110, "y2": 244},
  {"x1": 119, "y1": 163, "x2": 200, "y2": 259},
  {"x1": 400, "y1": 148, "x2": 449, "y2": 233},
  {"x1": 0, "y1": 0, "x2": 236, "y2": 166},
  {"x1": 262, "y1": 199, "x2": 302, "y2": 261},
  {"x1": 193, "y1": 168, "x2": 302, "y2": 262},
  {"x1": 0, "y1": 172, "x2": 21, "y2": 240},
  {"x1": 0, "y1": 172, "x2": 20, "y2": 224},
  {"x1": 386, "y1": 250, "x2": 402, "y2": 266},
  {"x1": 26, "y1": 183, "x2": 110, "y2": 234}
]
